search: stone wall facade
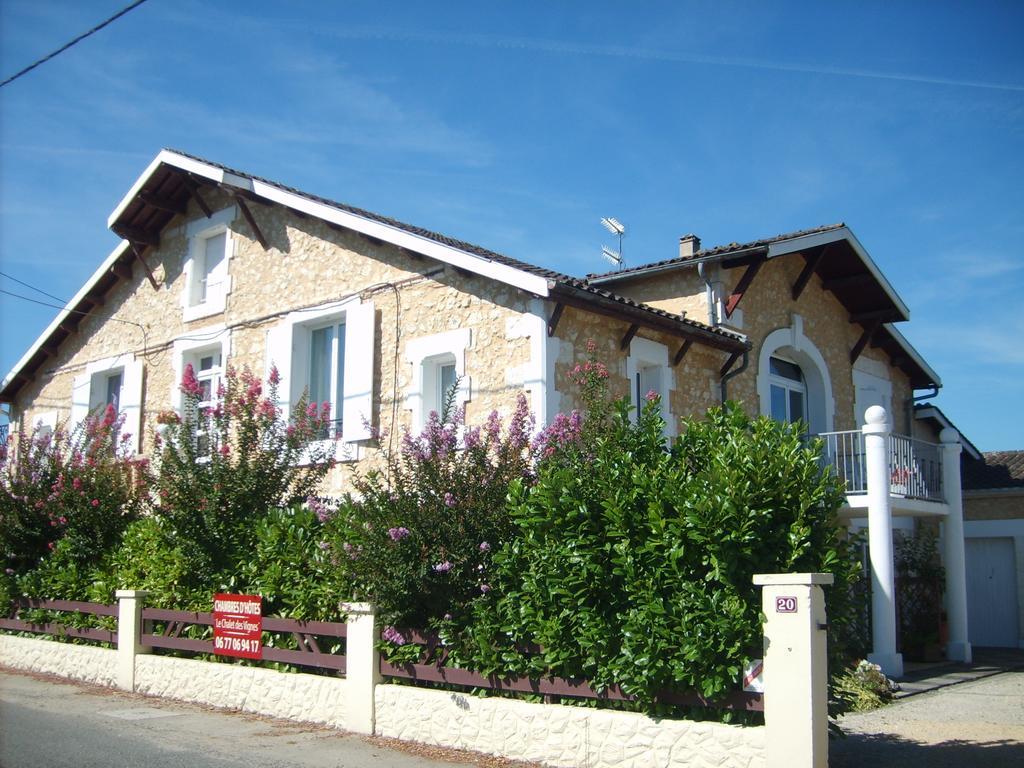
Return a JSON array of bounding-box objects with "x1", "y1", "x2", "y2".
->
[
  {"x1": 0, "y1": 634, "x2": 118, "y2": 688},
  {"x1": 964, "y1": 491, "x2": 1024, "y2": 521},
  {"x1": 374, "y1": 684, "x2": 766, "y2": 768}
]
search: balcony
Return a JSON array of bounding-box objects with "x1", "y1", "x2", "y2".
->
[{"x1": 818, "y1": 430, "x2": 945, "y2": 507}]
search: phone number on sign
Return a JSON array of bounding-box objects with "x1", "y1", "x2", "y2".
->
[{"x1": 214, "y1": 636, "x2": 260, "y2": 653}]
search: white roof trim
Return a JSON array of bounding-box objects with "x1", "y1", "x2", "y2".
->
[
  {"x1": 882, "y1": 323, "x2": 942, "y2": 388},
  {"x1": 765, "y1": 226, "x2": 910, "y2": 321},
  {"x1": 2, "y1": 239, "x2": 132, "y2": 395},
  {"x1": 110, "y1": 150, "x2": 550, "y2": 297}
]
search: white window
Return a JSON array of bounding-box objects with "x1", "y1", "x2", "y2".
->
[
  {"x1": 70, "y1": 354, "x2": 145, "y2": 454},
  {"x1": 405, "y1": 329, "x2": 471, "y2": 432},
  {"x1": 171, "y1": 327, "x2": 231, "y2": 459},
  {"x1": 768, "y1": 356, "x2": 807, "y2": 425},
  {"x1": 625, "y1": 337, "x2": 674, "y2": 437},
  {"x1": 182, "y1": 207, "x2": 236, "y2": 322},
  {"x1": 265, "y1": 300, "x2": 375, "y2": 460}
]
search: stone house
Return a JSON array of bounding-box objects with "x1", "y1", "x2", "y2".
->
[{"x1": 0, "y1": 148, "x2": 976, "y2": 674}]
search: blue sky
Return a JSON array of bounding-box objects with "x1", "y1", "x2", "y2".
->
[{"x1": 1, "y1": 1, "x2": 1021, "y2": 449}]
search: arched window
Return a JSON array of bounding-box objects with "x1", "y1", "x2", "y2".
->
[{"x1": 769, "y1": 356, "x2": 807, "y2": 425}]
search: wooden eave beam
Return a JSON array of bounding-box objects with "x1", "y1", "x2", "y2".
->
[
  {"x1": 138, "y1": 192, "x2": 187, "y2": 215},
  {"x1": 672, "y1": 339, "x2": 693, "y2": 367},
  {"x1": 547, "y1": 302, "x2": 565, "y2": 337},
  {"x1": 849, "y1": 308, "x2": 901, "y2": 323},
  {"x1": 131, "y1": 244, "x2": 160, "y2": 291},
  {"x1": 850, "y1": 319, "x2": 882, "y2": 365},
  {"x1": 720, "y1": 351, "x2": 742, "y2": 377},
  {"x1": 791, "y1": 247, "x2": 828, "y2": 301},
  {"x1": 235, "y1": 195, "x2": 269, "y2": 250},
  {"x1": 620, "y1": 323, "x2": 639, "y2": 351},
  {"x1": 182, "y1": 176, "x2": 213, "y2": 218},
  {"x1": 822, "y1": 272, "x2": 875, "y2": 291},
  {"x1": 724, "y1": 257, "x2": 764, "y2": 318},
  {"x1": 114, "y1": 226, "x2": 159, "y2": 247},
  {"x1": 110, "y1": 262, "x2": 133, "y2": 280}
]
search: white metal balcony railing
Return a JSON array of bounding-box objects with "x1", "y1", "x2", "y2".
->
[{"x1": 816, "y1": 430, "x2": 944, "y2": 502}]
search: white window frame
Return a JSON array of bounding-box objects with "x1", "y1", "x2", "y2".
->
[
  {"x1": 264, "y1": 298, "x2": 375, "y2": 463},
  {"x1": 757, "y1": 314, "x2": 835, "y2": 435},
  {"x1": 625, "y1": 336, "x2": 675, "y2": 438},
  {"x1": 171, "y1": 326, "x2": 231, "y2": 460},
  {"x1": 71, "y1": 353, "x2": 145, "y2": 454},
  {"x1": 405, "y1": 328, "x2": 472, "y2": 433},
  {"x1": 182, "y1": 206, "x2": 237, "y2": 322},
  {"x1": 768, "y1": 354, "x2": 808, "y2": 425}
]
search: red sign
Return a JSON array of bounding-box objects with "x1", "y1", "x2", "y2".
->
[
  {"x1": 775, "y1": 596, "x2": 798, "y2": 613},
  {"x1": 213, "y1": 593, "x2": 262, "y2": 659}
]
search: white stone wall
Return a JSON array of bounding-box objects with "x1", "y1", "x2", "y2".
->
[
  {"x1": 134, "y1": 654, "x2": 350, "y2": 728},
  {"x1": 375, "y1": 684, "x2": 765, "y2": 768},
  {"x1": 0, "y1": 635, "x2": 118, "y2": 688}
]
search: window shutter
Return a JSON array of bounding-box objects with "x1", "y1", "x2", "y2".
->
[
  {"x1": 342, "y1": 300, "x2": 375, "y2": 442},
  {"x1": 120, "y1": 359, "x2": 144, "y2": 455},
  {"x1": 70, "y1": 374, "x2": 91, "y2": 433},
  {"x1": 265, "y1": 322, "x2": 293, "y2": 421}
]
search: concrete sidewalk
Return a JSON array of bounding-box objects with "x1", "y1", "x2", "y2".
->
[{"x1": 895, "y1": 647, "x2": 1024, "y2": 698}]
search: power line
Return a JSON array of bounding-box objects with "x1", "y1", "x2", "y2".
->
[
  {"x1": 0, "y1": 288, "x2": 148, "y2": 356},
  {"x1": 0, "y1": 269, "x2": 67, "y2": 304},
  {"x1": 0, "y1": 0, "x2": 152, "y2": 90}
]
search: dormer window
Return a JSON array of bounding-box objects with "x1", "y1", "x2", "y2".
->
[{"x1": 183, "y1": 207, "x2": 236, "y2": 322}]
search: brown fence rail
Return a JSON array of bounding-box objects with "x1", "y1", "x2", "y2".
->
[
  {"x1": 0, "y1": 598, "x2": 117, "y2": 644},
  {"x1": 381, "y1": 628, "x2": 763, "y2": 713},
  {"x1": 140, "y1": 607, "x2": 348, "y2": 673}
]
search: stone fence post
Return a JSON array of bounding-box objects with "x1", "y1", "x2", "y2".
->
[
  {"x1": 753, "y1": 573, "x2": 833, "y2": 768},
  {"x1": 342, "y1": 601, "x2": 380, "y2": 735},
  {"x1": 115, "y1": 589, "x2": 150, "y2": 692}
]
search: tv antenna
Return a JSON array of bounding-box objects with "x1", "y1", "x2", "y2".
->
[{"x1": 600, "y1": 217, "x2": 625, "y2": 270}]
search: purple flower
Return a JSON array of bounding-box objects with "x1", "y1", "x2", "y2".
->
[
  {"x1": 480, "y1": 584, "x2": 491, "y2": 594},
  {"x1": 382, "y1": 626, "x2": 407, "y2": 645},
  {"x1": 443, "y1": 492, "x2": 456, "y2": 508},
  {"x1": 388, "y1": 526, "x2": 411, "y2": 541},
  {"x1": 4, "y1": 568, "x2": 14, "y2": 576},
  {"x1": 479, "y1": 541, "x2": 491, "y2": 552},
  {"x1": 307, "y1": 496, "x2": 333, "y2": 523},
  {"x1": 463, "y1": 426, "x2": 481, "y2": 450},
  {"x1": 433, "y1": 561, "x2": 453, "y2": 573},
  {"x1": 317, "y1": 541, "x2": 330, "y2": 550}
]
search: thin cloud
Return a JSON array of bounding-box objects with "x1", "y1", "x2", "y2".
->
[{"x1": 304, "y1": 27, "x2": 1024, "y2": 94}]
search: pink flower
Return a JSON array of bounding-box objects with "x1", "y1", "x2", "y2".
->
[
  {"x1": 480, "y1": 584, "x2": 491, "y2": 594},
  {"x1": 268, "y1": 365, "x2": 281, "y2": 385},
  {"x1": 180, "y1": 364, "x2": 203, "y2": 397},
  {"x1": 645, "y1": 389, "x2": 659, "y2": 402},
  {"x1": 72, "y1": 477, "x2": 82, "y2": 491},
  {"x1": 443, "y1": 492, "x2": 456, "y2": 508},
  {"x1": 382, "y1": 627, "x2": 407, "y2": 645},
  {"x1": 90, "y1": 499, "x2": 99, "y2": 507},
  {"x1": 218, "y1": 444, "x2": 231, "y2": 457},
  {"x1": 479, "y1": 541, "x2": 491, "y2": 552},
  {"x1": 586, "y1": 338, "x2": 597, "y2": 353},
  {"x1": 432, "y1": 561, "x2": 453, "y2": 573}
]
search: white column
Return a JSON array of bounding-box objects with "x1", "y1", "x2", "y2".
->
[
  {"x1": 863, "y1": 405, "x2": 903, "y2": 678},
  {"x1": 115, "y1": 589, "x2": 149, "y2": 692},
  {"x1": 753, "y1": 573, "x2": 833, "y2": 768},
  {"x1": 940, "y1": 427, "x2": 972, "y2": 663},
  {"x1": 342, "y1": 602, "x2": 380, "y2": 735}
]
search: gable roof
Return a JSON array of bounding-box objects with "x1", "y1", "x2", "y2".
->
[
  {"x1": 1, "y1": 150, "x2": 746, "y2": 404},
  {"x1": 587, "y1": 223, "x2": 945, "y2": 389},
  {"x1": 914, "y1": 404, "x2": 980, "y2": 460},
  {"x1": 962, "y1": 450, "x2": 1024, "y2": 491}
]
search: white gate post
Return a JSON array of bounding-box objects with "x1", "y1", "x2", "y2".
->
[
  {"x1": 754, "y1": 573, "x2": 833, "y2": 768},
  {"x1": 115, "y1": 589, "x2": 149, "y2": 692},
  {"x1": 863, "y1": 405, "x2": 903, "y2": 678},
  {"x1": 940, "y1": 427, "x2": 971, "y2": 663},
  {"x1": 342, "y1": 602, "x2": 380, "y2": 735}
]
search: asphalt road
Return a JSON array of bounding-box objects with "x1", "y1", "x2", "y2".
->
[
  {"x1": 0, "y1": 670, "x2": 488, "y2": 768},
  {"x1": 831, "y1": 667, "x2": 1024, "y2": 767}
]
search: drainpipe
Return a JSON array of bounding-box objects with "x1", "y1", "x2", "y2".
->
[
  {"x1": 698, "y1": 262, "x2": 718, "y2": 327},
  {"x1": 720, "y1": 351, "x2": 749, "y2": 404}
]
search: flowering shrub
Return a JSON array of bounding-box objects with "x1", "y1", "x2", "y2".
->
[
  {"x1": 118, "y1": 365, "x2": 335, "y2": 604},
  {"x1": 324, "y1": 395, "x2": 535, "y2": 627},
  {"x1": 458, "y1": 349, "x2": 859, "y2": 714},
  {"x1": 0, "y1": 408, "x2": 149, "y2": 606},
  {"x1": 834, "y1": 660, "x2": 899, "y2": 711}
]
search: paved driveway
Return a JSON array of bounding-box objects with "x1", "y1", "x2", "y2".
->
[{"x1": 830, "y1": 668, "x2": 1024, "y2": 767}]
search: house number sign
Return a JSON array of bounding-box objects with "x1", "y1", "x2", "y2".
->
[
  {"x1": 775, "y1": 596, "x2": 798, "y2": 613},
  {"x1": 213, "y1": 593, "x2": 263, "y2": 659}
]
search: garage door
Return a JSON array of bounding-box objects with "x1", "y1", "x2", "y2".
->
[{"x1": 965, "y1": 537, "x2": 1019, "y2": 648}]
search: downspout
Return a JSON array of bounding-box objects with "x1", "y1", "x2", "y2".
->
[
  {"x1": 720, "y1": 351, "x2": 749, "y2": 404},
  {"x1": 698, "y1": 262, "x2": 718, "y2": 327},
  {"x1": 908, "y1": 384, "x2": 940, "y2": 437}
]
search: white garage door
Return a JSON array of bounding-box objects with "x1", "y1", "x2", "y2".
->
[{"x1": 965, "y1": 537, "x2": 1019, "y2": 648}]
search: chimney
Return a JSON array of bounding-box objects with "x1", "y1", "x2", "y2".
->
[{"x1": 679, "y1": 234, "x2": 701, "y2": 258}]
